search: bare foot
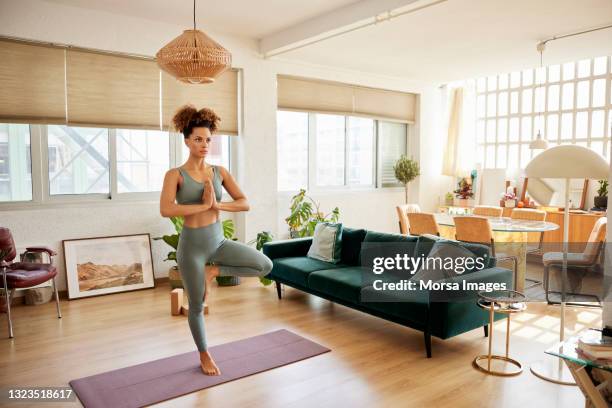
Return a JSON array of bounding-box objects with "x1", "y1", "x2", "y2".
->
[
  {"x1": 203, "y1": 264, "x2": 220, "y2": 301},
  {"x1": 200, "y1": 351, "x2": 221, "y2": 375}
]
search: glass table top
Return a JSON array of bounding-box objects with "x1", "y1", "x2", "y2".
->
[
  {"x1": 434, "y1": 213, "x2": 560, "y2": 233},
  {"x1": 545, "y1": 328, "x2": 612, "y2": 372}
]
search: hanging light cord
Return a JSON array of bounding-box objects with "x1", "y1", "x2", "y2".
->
[{"x1": 193, "y1": 0, "x2": 196, "y2": 30}]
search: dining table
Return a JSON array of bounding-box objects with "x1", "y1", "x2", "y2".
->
[{"x1": 433, "y1": 213, "x2": 560, "y2": 292}]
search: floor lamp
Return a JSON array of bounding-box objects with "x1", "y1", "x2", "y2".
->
[{"x1": 526, "y1": 145, "x2": 609, "y2": 384}]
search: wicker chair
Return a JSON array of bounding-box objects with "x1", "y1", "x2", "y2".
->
[
  {"x1": 454, "y1": 216, "x2": 518, "y2": 289},
  {"x1": 396, "y1": 204, "x2": 421, "y2": 235},
  {"x1": 473, "y1": 206, "x2": 503, "y2": 217},
  {"x1": 407, "y1": 213, "x2": 440, "y2": 236}
]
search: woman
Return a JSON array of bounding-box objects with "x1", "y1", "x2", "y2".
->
[{"x1": 160, "y1": 105, "x2": 273, "y2": 376}]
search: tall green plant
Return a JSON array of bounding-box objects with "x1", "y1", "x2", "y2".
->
[
  {"x1": 393, "y1": 155, "x2": 420, "y2": 204},
  {"x1": 247, "y1": 231, "x2": 275, "y2": 286},
  {"x1": 285, "y1": 189, "x2": 340, "y2": 237}
]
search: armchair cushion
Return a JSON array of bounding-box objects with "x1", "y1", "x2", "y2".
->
[{"x1": 2, "y1": 262, "x2": 57, "y2": 289}]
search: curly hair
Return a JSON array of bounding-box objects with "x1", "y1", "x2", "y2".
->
[{"x1": 172, "y1": 104, "x2": 221, "y2": 138}]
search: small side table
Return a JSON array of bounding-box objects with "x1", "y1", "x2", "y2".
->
[
  {"x1": 473, "y1": 290, "x2": 527, "y2": 376},
  {"x1": 546, "y1": 329, "x2": 612, "y2": 408}
]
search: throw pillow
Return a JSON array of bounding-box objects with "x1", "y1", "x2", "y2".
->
[{"x1": 307, "y1": 222, "x2": 343, "y2": 264}]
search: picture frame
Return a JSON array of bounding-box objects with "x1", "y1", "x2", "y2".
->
[{"x1": 63, "y1": 233, "x2": 155, "y2": 300}]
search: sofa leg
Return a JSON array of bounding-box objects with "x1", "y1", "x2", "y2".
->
[
  {"x1": 484, "y1": 324, "x2": 489, "y2": 337},
  {"x1": 424, "y1": 331, "x2": 432, "y2": 358},
  {"x1": 275, "y1": 281, "x2": 282, "y2": 300}
]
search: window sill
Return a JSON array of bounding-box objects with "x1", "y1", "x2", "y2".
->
[{"x1": 277, "y1": 186, "x2": 405, "y2": 196}]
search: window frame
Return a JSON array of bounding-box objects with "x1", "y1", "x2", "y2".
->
[
  {"x1": 277, "y1": 110, "x2": 408, "y2": 193},
  {"x1": 475, "y1": 55, "x2": 612, "y2": 169},
  {"x1": 0, "y1": 124, "x2": 233, "y2": 209}
]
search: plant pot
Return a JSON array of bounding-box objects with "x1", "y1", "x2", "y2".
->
[
  {"x1": 453, "y1": 198, "x2": 468, "y2": 207},
  {"x1": 216, "y1": 276, "x2": 241, "y2": 286},
  {"x1": 168, "y1": 266, "x2": 183, "y2": 289},
  {"x1": 594, "y1": 196, "x2": 608, "y2": 209}
]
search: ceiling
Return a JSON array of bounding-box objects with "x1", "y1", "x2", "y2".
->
[
  {"x1": 42, "y1": 0, "x2": 612, "y2": 83},
  {"x1": 43, "y1": 0, "x2": 362, "y2": 38},
  {"x1": 276, "y1": 0, "x2": 612, "y2": 83}
]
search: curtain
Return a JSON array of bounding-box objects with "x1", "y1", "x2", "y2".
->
[{"x1": 442, "y1": 84, "x2": 476, "y2": 177}]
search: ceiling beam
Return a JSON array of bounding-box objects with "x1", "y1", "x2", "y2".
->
[{"x1": 259, "y1": 0, "x2": 446, "y2": 58}]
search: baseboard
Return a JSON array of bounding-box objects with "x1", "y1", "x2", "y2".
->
[{"x1": 3, "y1": 276, "x2": 170, "y2": 303}]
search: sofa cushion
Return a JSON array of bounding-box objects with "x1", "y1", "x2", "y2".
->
[
  {"x1": 307, "y1": 222, "x2": 343, "y2": 263},
  {"x1": 271, "y1": 257, "x2": 345, "y2": 287},
  {"x1": 416, "y1": 234, "x2": 495, "y2": 269},
  {"x1": 308, "y1": 267, "x2": 369, "y2": 304},
  {"x1": 340, "y1": 227, "x2": 367, "y2": 266},
  {"x1": 364, "y1": 231, "x2": 419, "y2": 243}
]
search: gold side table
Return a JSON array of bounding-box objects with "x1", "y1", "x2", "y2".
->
[{"x1": 473, "y1": 290, "x2": 527, "y2": 376}]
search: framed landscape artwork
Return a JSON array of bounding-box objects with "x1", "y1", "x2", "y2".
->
[{"x1": 63, "y1": 234, "x2": 155, "y2": 299}]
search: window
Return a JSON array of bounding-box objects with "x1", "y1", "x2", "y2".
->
[
  {"x1": 347, "y1": 117, "x2": 375, "y2": 186},
  {"x1": 47, "y1": 125, "x2": 110, "y2": 195},
  {"x1": 0, "y1": 124, "x2": 32, "y2": 202},
  {"x1": 276, "y1": 110, "x2": 408, "y2": 191},
  {"x1": 117, "y1": 129, "x2": 170, "y2": 193},
  {"x1": 315, "y1": 114, "x2": 345, "y2": 187},
  {"x1": 475, "y1": 55, "x2": 612, "y2": 168},
  {"x1": 379, "y1": 122, "x2": 408, "y2": 187},
  {"x1": 277, "y1": 111, "x2": 308, "y2": 192},
  {"x1": 0, "y1": 124, "x2": 182, "y2": 204}
]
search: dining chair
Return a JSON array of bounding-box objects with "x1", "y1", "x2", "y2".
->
[
  {"x1": 454, "y1": 216, "x2": 518, "y2": 289},
  {"x1": 407, "y1": 213, "x2": 440, "y2": 236},
  {"x1": 473, "y1": 206, "x2": 503, "y2": 217},
  {"x1": 542, "y1": 217, "x2": 606, "y2": 306},
  {"x1": 396, "y1": 204, "x2": 421, "y2": 235},
  {"x1": 511, "y1": 208, "x2": 547, "y2": 289}
]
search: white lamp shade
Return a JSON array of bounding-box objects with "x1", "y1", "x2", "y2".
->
[{"x1": 525, "y1": 144, "x2": 609, "y2": 179}]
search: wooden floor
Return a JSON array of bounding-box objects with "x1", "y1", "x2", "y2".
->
[{"x1": 0, "y1": 277, "x2": 599, "y2": 408}]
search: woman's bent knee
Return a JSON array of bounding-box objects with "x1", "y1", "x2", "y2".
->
[{"x1": 259, "y1": 256, "x2": 273, "y2": 277}]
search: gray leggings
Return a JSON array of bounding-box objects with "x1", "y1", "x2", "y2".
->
[{"x1": 176, "y1": 220, "x2": 273, "y2": 351}]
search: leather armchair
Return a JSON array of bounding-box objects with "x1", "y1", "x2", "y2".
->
[{"x1": 1, "y1": 227, "x2": 62, "y2": 338}]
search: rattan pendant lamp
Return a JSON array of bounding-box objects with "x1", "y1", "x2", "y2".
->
[{"x1": 156, "y1": 0, "x2": 232, "y2": 84}]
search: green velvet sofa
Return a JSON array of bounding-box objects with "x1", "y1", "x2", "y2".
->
[{"x1": 262, "y1": 227, "x2": 513, "y2": 358}]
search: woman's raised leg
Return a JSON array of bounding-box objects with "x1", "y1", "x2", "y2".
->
[{"x1": 208, "y1": 239, "x2": 273, "y2": 278}]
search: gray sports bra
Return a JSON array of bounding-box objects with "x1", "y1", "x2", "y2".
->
[{"x1": 176, "y1": 165, "x2": 223, "y2": 205}]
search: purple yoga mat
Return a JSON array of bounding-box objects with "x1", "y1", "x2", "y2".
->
[{"x1": 70, "y1": 329, "x2": 330, "y2": 408}]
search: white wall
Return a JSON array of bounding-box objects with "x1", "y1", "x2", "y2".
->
[{"x1": 0, "y1": 0, "x2": 444, "y2": 292}]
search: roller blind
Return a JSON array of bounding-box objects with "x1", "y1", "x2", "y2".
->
[
  {"x1": 66, "y1": 49, "x2": 160, "y2": 129},
  {"x1": 0, "y1": 39, "x2": 66, "y2": 124},
  {"x1": 277, "y1": 75, "x2": 416, "y2": 123},
  {"x1": 162, "y1": 69, "x2": 238, "y2": 135}
]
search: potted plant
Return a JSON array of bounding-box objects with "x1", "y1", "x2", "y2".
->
[
  {"x1": 444, "y1": 192, "x2": 454, "y2": 206},
  {"x1": 502, "y1": 192, "x2": 517, "y2": 208},
  {"x1": 453, "y1": 177, "x2": 474, "y2": 207},
  {"x1": 246, "y1": 231, "x2": 275, "y2": 286},
  {"x1": 285, "y1": 189, "x2": 340, "y2": 238},
  {"x1": 154, "y1": 217, "x2": 239, "y2": 288},
  {"x1": 393, "y1": 155, "x2": 420, "y2": 204},
  {"x1": 595, "y1": 179, "x2": 608, "y2": 209},
  {"x1": 153, "y1": 216, "x2": 184, "y2": 289}
]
